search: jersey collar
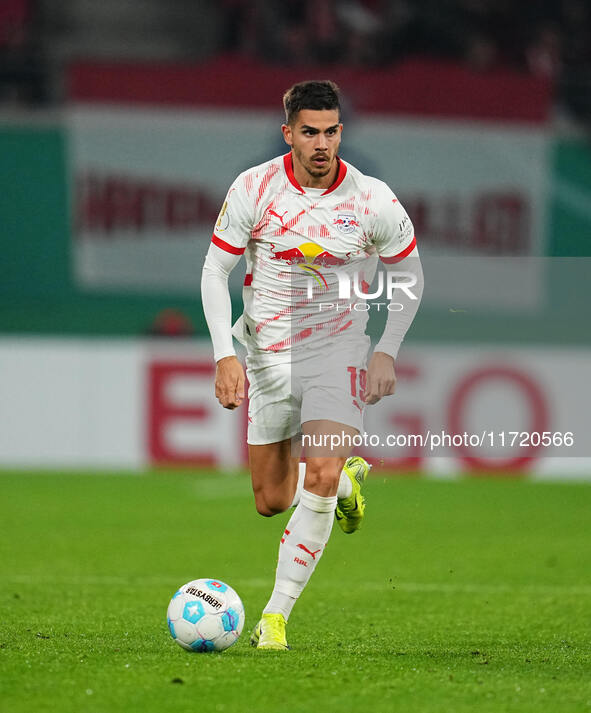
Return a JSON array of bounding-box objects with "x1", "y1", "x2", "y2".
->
[{"x1": 283, "y1": 152, "x2": 347, "y2": 196}]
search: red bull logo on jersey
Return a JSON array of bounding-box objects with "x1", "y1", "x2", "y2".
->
[
  {"x1": 269, "y1": 244, "x2": 306, "y2": 264},
  {"x1": 269, "y1": 242, "x2": 350, "y2": 267},
  {"x1": 269, "y1": 241, "x2": 352, "y2": 292},
  {"x1": 312, "y1": 250, "x2": 350, "y2": 267},
  {"x1": 333, "y1": 213, "x2": 360, "y2": 234}
]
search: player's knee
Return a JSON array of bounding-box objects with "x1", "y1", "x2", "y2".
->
[
  {"x1": 255, "y1": 503, "x2": 276, "y2": 517},
  {"x1": 255, "y1": 500, "x2": 281, "y2": 517},
  {"x1": 304, "y1": 459, "x2": 341, "y2": 494},
  {"x1": 253, "y1": 490, "x2": 289, "y2": 517}
]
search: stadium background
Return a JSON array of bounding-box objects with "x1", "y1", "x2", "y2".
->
[
  {"x1": 1, "y1": 5, "x2": 591, "y2": 713},
  {"x1": 1, "y1": 0, "x2": 590, "y2": 474}
]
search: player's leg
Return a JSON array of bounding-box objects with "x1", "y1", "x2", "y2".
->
[
  {"x1": 253, "y1": 421, "x2": 357, "y2": 650},
  {"x1": 299, "y1": 354, "x2": 371, "y2": 533},
  {"x1": 249, "y1": 438, "x2": 363, "y2": 517},
  {"x1": 248, "y1": 438, "x2": 301, "y2": 517},
  {"x1": 246, "y1": 357, "x2": 303, "y2": 516},
  {"x1": 245, "y1": 358, "x2": 355, "y2": 513},
  {"x1": 289, "y1": 459, "x2": 360, "y2": 507},
  {"x1": 249, "y1": 355, "x2": 369, "y2": 649}
]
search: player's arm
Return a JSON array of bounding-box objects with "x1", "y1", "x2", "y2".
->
[
  {"x1": 365, "y1": 190, "x2": 424, "y2": 405},
  {"x1": 201, "y1": 181, "x2": 252, "y2": 410},
  {"x1": 201, "y1": 245, "x2": 245, "y2": 409}
]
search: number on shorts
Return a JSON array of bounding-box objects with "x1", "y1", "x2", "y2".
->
[{"x1": 347, "y1": 366, "x2": 367, "y2": 403}]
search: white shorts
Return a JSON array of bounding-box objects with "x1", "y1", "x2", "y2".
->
[{"x1": 245, "y1": 341, "x2": 369, "y2": 446}]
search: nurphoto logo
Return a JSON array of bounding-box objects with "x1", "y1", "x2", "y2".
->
[{"x1": 306, "y1": 270, "x2": 420, "y2": 311}]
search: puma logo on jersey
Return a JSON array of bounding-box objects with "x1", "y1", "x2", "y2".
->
[{"x1": 269, "y1": 210, "x2": 288, "y2": 226}]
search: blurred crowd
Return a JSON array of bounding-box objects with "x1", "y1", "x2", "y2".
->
[
  {"x1": 1, "y1": 0, "x2": 590, "y2": 122},
  {"x1": 0, "y1": 0, "x2": 47, "y2": 104},
  {"x1": 220, "y1": 0, "x2": 591, "y2": 79},
  {"x1": 222, "y1": 0, "x2": 591, "y2": 124}
]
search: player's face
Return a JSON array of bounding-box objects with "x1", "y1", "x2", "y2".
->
[{"x1": 282, "y1": 109, "x2": 342, "y2": 186}]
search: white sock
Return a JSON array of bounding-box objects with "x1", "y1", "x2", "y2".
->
[
  {"x1": 290, "y1": 462, "x2": 352, "y2": 507},
  {"x1": 263, "y1": 489, "x2": 337, "y2": 620},
  {"x1": 289, "y1": 462, "x2": 307, "y2": 507}
]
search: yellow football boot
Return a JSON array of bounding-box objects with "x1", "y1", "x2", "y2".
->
[
  {"x1": 335, "y1": 456, "x2": 370, "y2": 534},
  {"x1": 250, "y1": 613, "x2": 290, "y2": 651}
]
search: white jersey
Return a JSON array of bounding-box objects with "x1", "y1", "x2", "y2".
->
[{"x1": 211, "y1": 153, "x2": 416, "y2": 361}]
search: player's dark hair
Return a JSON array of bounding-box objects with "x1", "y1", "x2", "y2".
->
[{"x1": 283, "y1": 80, "x2": 341, "y2": 125}]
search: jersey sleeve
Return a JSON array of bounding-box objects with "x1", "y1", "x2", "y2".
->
[
  {"x1": 211, "y1": 176, "x2": 253, "y2": 256},
  {"x1": 371, "y1": 184, "x2": 417, "y2": 263},
  {"x1": 201, "y1": 244, "x2": 243, "y2": 361}
]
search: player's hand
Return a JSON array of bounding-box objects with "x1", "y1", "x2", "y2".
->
[
  {"x1": 364, "y1": 351, "x2": 396, "y2": 405},
  {"x1": 215, "y1": 356, "x2": 245, "y2": 410}
]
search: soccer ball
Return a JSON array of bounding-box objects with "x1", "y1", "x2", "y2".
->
[{"x1": 166, "y1": 579, "x2": 245, "y2": 653}]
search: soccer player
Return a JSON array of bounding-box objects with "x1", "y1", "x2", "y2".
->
[{"x1": 201, "y1": 80, "x2": 423, "y2": 650}]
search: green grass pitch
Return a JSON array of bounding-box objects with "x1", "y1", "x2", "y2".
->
[{"x1": 0, "y1": 470, "x2": 590, "y2": 713}]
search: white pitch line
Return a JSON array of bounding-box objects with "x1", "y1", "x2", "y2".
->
[{"x1": 2, "y1": 573, "x2": 591, "y2": 595}]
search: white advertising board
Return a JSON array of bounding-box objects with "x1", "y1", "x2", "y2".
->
[{"x1": 0, "y1": 339, "x2": 588, "y2": 478}]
